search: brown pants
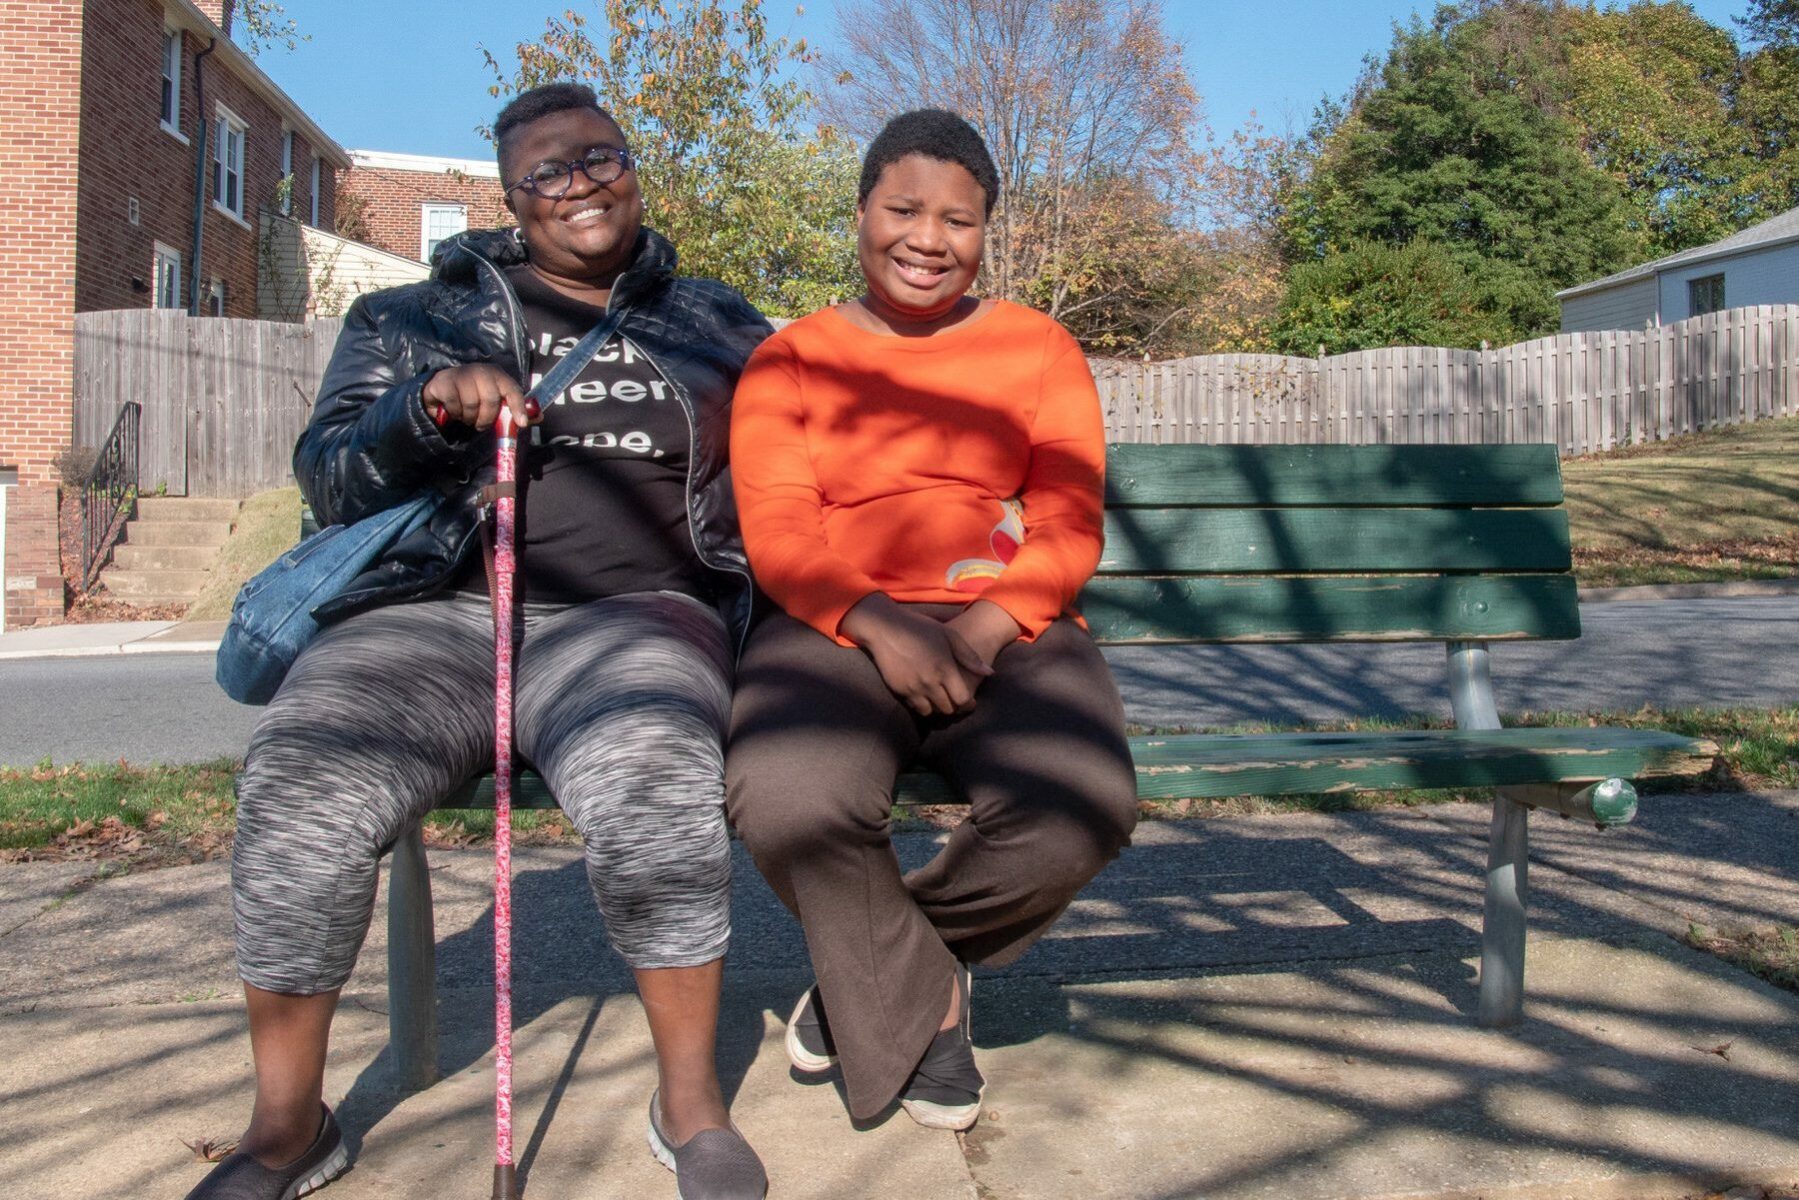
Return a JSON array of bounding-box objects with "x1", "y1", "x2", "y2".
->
[{"x1": 725, "y1": 609, "x2": 1139, "y2": 1119}]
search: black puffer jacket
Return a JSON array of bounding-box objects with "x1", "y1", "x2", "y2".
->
[{"x1": 294, "y1": 226, "x2": 772, "y2": 647}]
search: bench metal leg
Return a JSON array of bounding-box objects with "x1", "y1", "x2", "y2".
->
[
  {"x1": 1447, "y1": 641, "x2": 1528, "y2": 1027},
  {"x1": 387, "y1": 822, "x2": 439, "y2": 1091},
  {"x1": 1479, "y1": 791, "x2": 1529, "y2": 1027}
]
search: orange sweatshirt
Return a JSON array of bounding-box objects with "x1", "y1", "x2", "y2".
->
[{"x1": 731, "y1": 300, "x2": 1106, "y2": 643}]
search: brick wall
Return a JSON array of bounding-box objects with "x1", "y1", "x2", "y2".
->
[
  {"x1": 2, "y1": 487, "x2": 63, "y2": 628},
  {"x1": 192, "y1": 0, "x2": 234, "y2": 32},
  {"x1": 0, "y1": 0, "x2": 81, "y2": 623},
  {"x1": 338, "y1": 163, "x2": 510, "y2": 263},
  {"x1": 76, "y1": 0, "x2": 338, "y2": 319}
]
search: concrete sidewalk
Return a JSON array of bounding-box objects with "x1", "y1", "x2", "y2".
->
[
  {"x1": 3, "y1": 793, "x2": 1797, "y2": 1199},
  {"x1": 0, "y1": 618, "x2": 226, "y2": 660}
]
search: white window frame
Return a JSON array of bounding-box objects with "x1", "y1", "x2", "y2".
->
[
  {"x1": 280, "y1": 128, "x2": 295, "y2": 215},
  {"x1": 310, "y1": 155, "x2": 322, "y2": 227},
  {"x1": 152, "y1": 242, "x2": 182, "y2": 309},
  {"x1": 213, "y1": 103, "x2": 250, "y2": 227},
  {"x1": 420, "y1": 202, "x2": 468, "y2": 263},
  {"x1": 208, "y1": 279, "x2": 226, "y2": 317},
  {"x1": 160, "y1": 28, "x2": 185, "y2": 141}
]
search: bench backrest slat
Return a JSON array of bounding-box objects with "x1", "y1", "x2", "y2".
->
[
  {"x1": 1080, "y1": 573, "x2": 1579, "y2": 643},
  {"x1": 1097, "y1": 507, "x2": 1572, "y2": 575},
  {"x1": 1105, "y1": 444, "x2": 1564, "y2": 507}
]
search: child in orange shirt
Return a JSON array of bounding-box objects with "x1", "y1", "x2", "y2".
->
[{"x1": 727, "y1": 109, "x2": 1138, "y2": 1130}]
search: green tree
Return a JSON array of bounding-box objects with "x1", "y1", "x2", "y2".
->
[
  {"x1": 1560, "y1": 2, "x2": 1754, "y2": 252},
  {"x1": 1269, "y1": 238, "x2": 1510, "y2": 355},
  {"x1": 1738, "y1": 0, "x2": 1799, "y2": 46},
  {"x1": 488, "y1": 0, "x2": 859, "y2": 316},
  {"x1": 1736, "y1": 0, "x2": 1799, "y2": 216},
  {"x1": 1284, "y1": 4, "x2": 1645, "y2": 339},
  {"x1": 235, "y1": 0, "x2": 306, "y2": 55},
  {"x1": 822, "y1": 0, "x2": 1205, "y2": 350}
]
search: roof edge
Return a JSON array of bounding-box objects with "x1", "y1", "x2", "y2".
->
[
  {"x1": 263, "y1": 211, "x2": 431, "y2": 271},
  {"x1": 163, "y1": 0, "x2": 351, "y2": 169},
  {"x1": 1558, "y1": 219, "x2": 1799, "y2": 301},
  {"x1": 348, "y1": 149, "x2": 502, "y2": 178}
]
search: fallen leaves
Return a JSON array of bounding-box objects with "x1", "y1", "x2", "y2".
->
[
  {"x1": 1574, "y1": 532, "x2": 1799, "y2": 576},
  {"x1": 180, "y1": 1134, "x2": 238, "y2": 1163},
  {"x1": 49, "y1": 815, "x2": 145, "y2": 859},
  {"x1": 1689, "y1": 1039, "x2": 1734, "y2": 1062}
]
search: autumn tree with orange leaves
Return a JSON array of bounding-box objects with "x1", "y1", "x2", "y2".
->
[
  {"x1": 487, "y1": 0, "x2": 862, "y2": 316},
  {"x1": 820, "y1": 0, "x2": 1221, "y2": 354}
]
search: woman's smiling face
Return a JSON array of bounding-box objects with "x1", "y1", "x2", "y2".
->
[
  {"x1": 856, "y1": 153, "x2": 987, "y2": 324},
  {"x1": 502, "y1": 107, "x2": 644, "y2": 286}
]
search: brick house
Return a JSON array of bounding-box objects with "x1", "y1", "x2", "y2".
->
[
  {"x1": 0, "y1": 0, "x2": 349, "y2": 629},
  {"x1": 338, "y1": 149, "x2": 511, "y2": 264}
]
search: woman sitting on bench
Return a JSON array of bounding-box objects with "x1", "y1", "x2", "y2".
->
[
  {"x1": 193, "y1": 84, "x2": 771, "y2": 1200},
  {"x1": 727, "y1": 109, "x2": 1140, "y2": 1131}
]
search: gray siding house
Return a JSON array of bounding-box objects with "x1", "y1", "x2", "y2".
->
[{"x1": 1558, "y1": 204, "x2": 1799, "y2": 332}]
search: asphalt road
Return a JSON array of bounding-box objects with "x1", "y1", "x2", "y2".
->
[{"x1": 2, "y1": 594, "x2": 1795, "y2": 766}]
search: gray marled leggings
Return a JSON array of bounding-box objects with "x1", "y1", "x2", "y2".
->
[{"x1": 232, "y1": 589, "x2": 733, "y2": 995}]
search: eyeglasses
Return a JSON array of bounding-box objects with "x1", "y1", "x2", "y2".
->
[{"x1": 506, "y1": 147, "x2": 635, "y2": 199}]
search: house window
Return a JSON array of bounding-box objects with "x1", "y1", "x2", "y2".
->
[
  {"x1": 209, "y1": 279, "x2": 226, "y2": 317},
  {"x1": 1688, "y1": 274, "x2": 1726, "y2": 317},
  {"x1": 310, "y1": 155, "x2": 322, "y2": 227},
  {"x1": 152, "y1": 243, "x2": 182, "y2": 309},
  {"x1": 421, "y1": 203, "x2": 467, "y2": 262},
  {"x1": 214, "y1": 105, "x2": 248, "y2": 222},
  {"x1": 160, "y1": 29, "x2": 181, "y2": 133},
  {"x1": 280, "y1": 130, "x2": 295, "y2": 215}
]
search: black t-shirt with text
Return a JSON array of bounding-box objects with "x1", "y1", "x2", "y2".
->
[{"x1": 462, "y1": 265, "x2": 711, "y2": 604}]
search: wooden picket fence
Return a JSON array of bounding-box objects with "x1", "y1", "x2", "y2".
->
[
  {"x1": 1095, "y1": 305, "x2": 1799, "y2": 451},
  {"x1": 72, "y1": 304, "x2": 1799, "y2": 496},
  {"x1": 72, "y1": 310, "x2": 344, "y2": 497}
]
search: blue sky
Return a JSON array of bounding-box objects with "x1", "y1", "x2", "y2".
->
[{"x1": 263, "y1": 0, "x2": 1753, "y2": 161}]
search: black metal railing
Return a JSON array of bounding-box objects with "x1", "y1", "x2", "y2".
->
[{"x1": 80, "y1": 401, "x2": 142, "y2": 591}]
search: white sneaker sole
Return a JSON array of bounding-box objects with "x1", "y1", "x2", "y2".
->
[
  {"x1": 902, "y1": 967, "x2": 981, "y2": 1131},
  {"x1": 784, "y1": 990, "x2": 838, "y2": 1074},
  {"x1": 646, "y1": 1117, "x2": 678, "y2": 1175},
  {"x1": 899, "y1": 1085, "x2": 986, "y2": 1132},
  {"x1": 281, "y1": 1138, "x2": 350, "y2": 1200}
]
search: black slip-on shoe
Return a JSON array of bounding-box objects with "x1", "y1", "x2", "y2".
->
[
  {"x1": 783, "y1": 984, "x2": 838, "y2": 1074},
  {"x1": 184, "y1": 1105, "x2": 349, "y2": 1200},
  {"x1": 646, "y1": 1090, "x2": 768, "y2": 1200},
  {"x1": 900, "y1": 963, "x2": 984, "y2": 1131}
]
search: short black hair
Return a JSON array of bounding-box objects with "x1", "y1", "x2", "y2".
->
[
  {"x1": 494, "y1": 82, "x2": 620, "y2": 176},
  {"x1": 857, "y1": 109, "x2": 999, "y2": 216}
]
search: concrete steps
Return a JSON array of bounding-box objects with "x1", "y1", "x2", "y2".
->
[
  {"x1": 99, "y1": 497, "x2": 241, "y2": 608},
  {"x1": 110, "y1": 544, "x2": 216, "y2": 571}
]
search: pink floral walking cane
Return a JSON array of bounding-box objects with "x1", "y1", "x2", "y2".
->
[{"x1": 491, "y1": 405, "x2": 521, "y2": 1200}]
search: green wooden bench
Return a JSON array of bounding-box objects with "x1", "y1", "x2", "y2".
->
[{"x1": 335, "y1": 443, "x2": 1714, "y2": 1091}]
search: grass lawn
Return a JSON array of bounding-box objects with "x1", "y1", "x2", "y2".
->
[
  {"x1": 1687, "y1": 922, "x2": 1799, "y2": 994},
  {"x1": 1562, "y1": 414, "x2": 1799, "y2": 588},
  {"x1": 3, "y1": 706, "x2": 1791, "y2": 860},
  {"x1": 184, "y1": 488, "x2": 303, "y2": 621}
]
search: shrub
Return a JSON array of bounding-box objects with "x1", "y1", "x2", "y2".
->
[
  {"x1": 51, "y1": 445, "x2": 98, "y2": 488},
  {"x1": 1269, "y1": 238, "x2": 1513, "y2": 355}
]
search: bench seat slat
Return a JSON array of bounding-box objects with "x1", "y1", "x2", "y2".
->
[
  {"x1": 445, "y1": 729, "x2": 1714, "y2": 812},
  {"x1": 1106, "y1": 444, "x2": 1565, "y2": 508},
  {"x1": 1114, "y1": 728, "x2": 1715, "y2": 799},
  {"x1": 1099, "y1": 507, "x2": 1572, "y2": 574},
  {"x1": 1080, "y1": 573, "x2": 1580, "y2": 643}
]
